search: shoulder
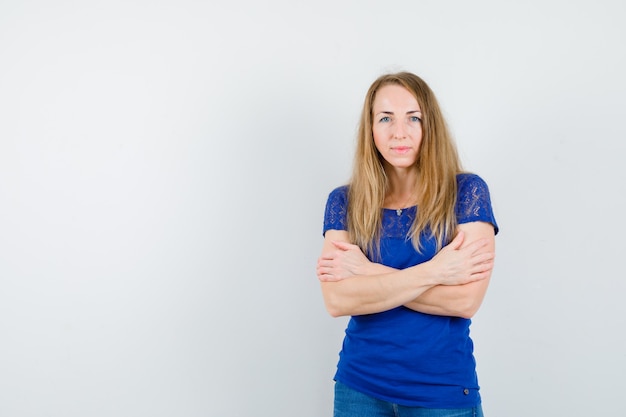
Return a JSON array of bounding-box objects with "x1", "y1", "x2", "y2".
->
[
  {"x1": 323, "y1": 185, "x2": 350, "y2": 233},
  {"x1": 455, "y1": 172, "x2": 499, "y2": 234},
  {"x1": 328, "y1": 185, "x2": 349, "y2": 202},
  {"x1": 456, "y1": 172, "x2": 493, "y2": 203},
  {"x1": 325, "y1": 185, "x2": 349, "y2": 215},
  {"x1": 456, "y1": 172, "x2": 489, "y2": 193}
]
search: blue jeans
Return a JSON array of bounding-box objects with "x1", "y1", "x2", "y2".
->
[{"x1": 334, "y1": 381, "x2": 484, "y2": 417}]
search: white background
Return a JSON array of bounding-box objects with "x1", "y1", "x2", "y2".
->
[{"x1": 1, "y1": 1, "x2": 625, "y2": 416}]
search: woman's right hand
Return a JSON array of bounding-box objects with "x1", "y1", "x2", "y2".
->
[
  {"x1": 429, "y1": 231, "x2": 494, "y2": 286},
  {"x1": 317, "y1": 241, "x2": 373, "y2": 282}
]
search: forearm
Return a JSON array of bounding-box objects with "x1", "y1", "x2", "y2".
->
[
  {"x1": 318, "y1": 227, "x2": 493, "y2": 318},
  {"x1": 360, "y1": 261, "x2": 487, "y2": 318},
  {"x1": 404, "y1": 279, "x2": 490, "y2": 318},
  {"x1": 406, "y1": 222, "x2": 496, "y2": 318},
  {"x1": 320, "y1": 263, "x2": 438, "y2": 317}
]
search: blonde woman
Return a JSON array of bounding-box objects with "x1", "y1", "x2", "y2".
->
[{"x1": 318, "y1": 72, "x2": 498, "y2": 417}]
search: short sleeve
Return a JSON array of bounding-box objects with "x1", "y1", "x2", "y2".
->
[
  {"x1": 323, "y1": 185, "x2": 349, "y2": 235},
  {"x1": 456, "y1": 173, "x2": 499, "y2": 234}
]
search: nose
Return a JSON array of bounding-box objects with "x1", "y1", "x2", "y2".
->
[{"x1": 393, "y1": 121, "x2": 407, "y2": 139}]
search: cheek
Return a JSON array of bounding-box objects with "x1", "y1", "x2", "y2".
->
[
  {"x1": 411, "y1": 126, "x2": 423, "y2": 143},
  {"x1": 372, "y1": 129, "x2": 384, "y2": 150},
  {"x1": 372, "y1": 139, "x2": 383, "y2": 154},
  {"x1": 410, "y1": 123, "x2": 423, "y2": 134}
]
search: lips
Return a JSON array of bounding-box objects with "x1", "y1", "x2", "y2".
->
[{"x1": 391, "y1": 146, "x2": 411, "y2": 154}]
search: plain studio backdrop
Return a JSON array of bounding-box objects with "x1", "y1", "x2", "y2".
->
[{"x1": 1, "y1": 1, "x2": 625, "y2": 416}]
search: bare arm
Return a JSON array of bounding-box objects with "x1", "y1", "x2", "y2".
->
[
  {"x1": 317, "y1": 229, "x2": 493, "y2": 317},
  {"x1": 404, "y1": 221, "x2": 496, "y2": 318}
]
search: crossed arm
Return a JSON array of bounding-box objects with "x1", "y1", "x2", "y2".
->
[{"x1": 317, "y1": 221, "x2": 496, "y2": 319}]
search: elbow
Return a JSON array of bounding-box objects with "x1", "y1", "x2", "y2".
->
[
  {"x1": 453, "y1": 283, "x2": 489, "y2": 319},
  {"x1": 324, "y1": 298, "x2": 348, "y2": 318},
  {"x1": 327, "y1": 308, "x2": 345, "y2": 318},
  {"x1": 457, "y1": 310, "x2": 476, "y2": 320},
  {"x1": 321, "y1": 284, "x2": 350, "y2": 318},
  {"x1": 455, "y1": 300, "x2": 481, "y2": 319}
]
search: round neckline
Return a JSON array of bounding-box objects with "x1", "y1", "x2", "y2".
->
[
  {"x1": 382, "y1": 205, "x2": 418, "y2": 216},
  {"x1": 382, "y1": 205, "x2": 417, "y2": 211}
]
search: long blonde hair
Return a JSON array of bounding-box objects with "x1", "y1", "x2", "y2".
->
[{"x1": 347, "y1": 72, "x2": 462, "y2": 257}]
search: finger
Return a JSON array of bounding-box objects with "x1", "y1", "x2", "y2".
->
[
  {"x1": 321, "y1": 274, "x2": 345, "y2": 282},
  {"x1": 463, "y1": 238, "x2": 489, "y2": 255},
  {"x1": 319, "y1": 253, "x2": 338, "y2": 262},
  {"x1": 318, "y1": 273, "x2": 336, "y2": 282},
  {"x1": 446, "y1": 231, "x2": 465, "y2": 251},
  {"x1": 471, "y1": 261, "x2": 494, "y2": 274},
  {"x1": 316, "y1": 266, "x2": 324, "y2": 277},
  {"x1": 318, "y1": 257, "x2": 334, "y2": 265},
  {"x1": 471, "y1": 251, "x2": 495, "y2": 263},
  {"x1": 332, "y1": 241, "x2": 353, "y2": 250},
  {"x1": 468, "y1": 270, "x2": 491, "y2": 282}
]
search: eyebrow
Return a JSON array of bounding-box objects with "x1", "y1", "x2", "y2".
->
[{"x1": 375, "y1": 110, "x2": 422, "y2": 115}]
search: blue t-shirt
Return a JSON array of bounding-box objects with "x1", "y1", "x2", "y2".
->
[{"x1": 322, "y1": 173, "x2": 498, "y2": 408}]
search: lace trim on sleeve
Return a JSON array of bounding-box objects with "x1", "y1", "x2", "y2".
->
[
  {"x1": 323, "y1": 186, "x2": 348, "y2": 235},
  {"x1": 456, "y1": 173, "x2": 499, "y2": 234}
]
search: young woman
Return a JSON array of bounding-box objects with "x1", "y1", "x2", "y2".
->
[{"x1": 318, "y1": 72, "x2": 498, "y2": 417}]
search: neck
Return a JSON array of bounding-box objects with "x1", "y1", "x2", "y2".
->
[
  {"x1": 386, "y1": 167, "x2": 418, "y2": 196},
  {"x1": 384, "y1": 168, "x2": 419, "y2": 209}
]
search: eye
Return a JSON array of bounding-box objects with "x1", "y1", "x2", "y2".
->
[
  {"x1": 410, "y1": 116, "x2": 422, "y2": 123},
  {"x1": 379, "y1": 116, "x2": 391, "y2": 123}
]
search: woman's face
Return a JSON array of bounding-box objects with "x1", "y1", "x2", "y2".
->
[{"x1": 371, "y1": 84, "x2": 423, "y2": 171}]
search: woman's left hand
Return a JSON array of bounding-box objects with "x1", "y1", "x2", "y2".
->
[{"x1": 317, "y1": 241, "x2": 371, "y2": 282}]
